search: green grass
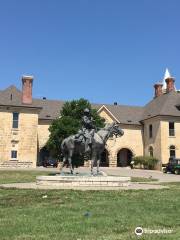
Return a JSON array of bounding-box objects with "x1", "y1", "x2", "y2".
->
[
  {"x1": 0, "y1": 170, "x2": 57, "y2": 184},
  {"x1": 131, "y1": 177, "x2": 158, "y2": 182},
  {"x1": 110, "y1": 176, "x2": 158, "y2": 182},
  {"x1": 0, "y1": 187, "x2": 179, "y2": 240},
  {"x1": 0, "y1": 170, "x2": 179, "y2": 240}
]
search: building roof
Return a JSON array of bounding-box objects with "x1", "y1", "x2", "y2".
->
[
  {"x1": 98, "y1": 104, "x2": 144, "y2": 125},
  {"x1": 142, "y1": 90, "x2": 180, "y2": 120},
  {"x1": 33, "y1": 98, "x2": 64, "y2": 119},
  {"x1": 0, "y1": 85, "x2": 42, "y2": 109},
  {"x1": 0, "y1": 85, "x2": 63, "y2": 118},
  {"x1": 1, "y1": 85, "x2": 180, "y2": 125}
]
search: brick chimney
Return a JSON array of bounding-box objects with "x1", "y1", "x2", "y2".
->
[
  {"x1": 154, "y1": 83, "x2": 163, "y2": 98},
  {"x1": 22, "y1": 75, "x2": 33, "y2": 104},
  {"x1": 166, "y1": 77, "x2": 175, "y2": 93}
]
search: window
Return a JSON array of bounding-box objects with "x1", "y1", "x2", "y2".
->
[
  {"x1": 149, "y1": 146, "x2": 153, "y2": 157},
  {"x1": 169, "y1": 145, "x2": 176, "y2": 158},
  {"x1": 11, "y1": 150, "x2": 17, "y2": 159},
  {"x1": 12, "y1": 112, "x2": 19, "y2": 129},
  {"x1": 149, "y1": 124, "x2": 153, "y2": 138},
  {"x1": 169, "y1": 122, "x2": 175, "y2": 136}
]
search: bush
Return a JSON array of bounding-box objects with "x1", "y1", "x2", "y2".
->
[{"x1": 133, "y1": 156, "x2": 159, "y2": 170}]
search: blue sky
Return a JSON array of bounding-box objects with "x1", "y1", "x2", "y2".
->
[{"x1": 0, "y1": 0, "x2": 180, "y2": 106}]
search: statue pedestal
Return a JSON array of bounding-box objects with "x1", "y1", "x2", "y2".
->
[{"x1": 36, "y1": 173, "x2": 131, "y2": 189}]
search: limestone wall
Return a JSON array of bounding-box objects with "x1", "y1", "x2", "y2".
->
[
  {"x1": 38, "y1": 120, "x2": 51, "y2": 149},
  {"x1": 99, "y1": 108, "x2": 143, "y2": 167},
  {"x1": 143, "y1": 116, "x2": 180, "y2": 165},
  {"x1": 0, "y1": 111, "x2": 12, "y2": 162},
  {"x1": 0, "y1": 108, "x2": 39, "y2": 167},
  {"x1": 143, "y1": 117, "x2": 162, "y2": 162},
  {"x1": 106, "y1": 124, "x2": 143, "y2": 167},
  {"x1": 160, "y1": 116, "x2": 180, "y2": 164},
  {"x1": 18, "y1": 112, "x2": 38, "y2": 167}
]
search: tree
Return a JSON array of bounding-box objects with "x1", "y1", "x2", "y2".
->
[{"x1": 46, "y1": 98, "x2": 105, "y2": 161}]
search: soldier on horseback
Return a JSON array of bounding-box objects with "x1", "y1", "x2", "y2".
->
[{"x1": 75, "y1": 108, "x2": 95, "y2": 153}]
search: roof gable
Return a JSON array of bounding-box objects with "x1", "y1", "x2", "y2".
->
[
  {"x1": 0, "y1": 85, "x2": 22, "y2": 105},
  {"x1": 98, "y1": 105, "x2": 120, "y2": 123},
  {"x1": 0, "y1": 86, "x2": 41, "y2": 109}
]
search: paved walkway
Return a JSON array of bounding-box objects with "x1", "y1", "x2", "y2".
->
[{"x1": 100, "y1": 167, "x2": 180, "y2": 183}]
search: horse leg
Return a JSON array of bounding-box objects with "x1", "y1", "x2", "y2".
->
[
  {"x1": 97, "y1": 153, "x2": 100, "y2": 175},
  {"x1": 68, "y1": 150, "x2": 73, "y2": 174},
  {"x1": 91, "y1": 151, "x2": 96, "y2": 176},
  {"x1": 90, "y1": 152, "x2": 93, "y2": 175},
  {"x1": 60, "y1": 155, "x2": 67, "y2": 174}
]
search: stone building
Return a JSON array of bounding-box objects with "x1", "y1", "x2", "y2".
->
[{"x1": 0, "y1": 69, "x2": 180, "y2": 169}]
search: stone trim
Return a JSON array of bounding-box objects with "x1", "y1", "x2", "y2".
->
[{"x1": 97, "y1": 105, "x2": 120, "y2": 123}]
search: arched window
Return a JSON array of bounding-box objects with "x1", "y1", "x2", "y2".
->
[
  {"x1": 149, "y1": 146, "x2": 153, "y2": 157},
  {"x1": 169, "y1": 145, "x2": 176, "y2": 158}
]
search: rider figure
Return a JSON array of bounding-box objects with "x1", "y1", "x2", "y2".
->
[{"x1": 75, "y1": 108, "x2": 95, "y2": 153}]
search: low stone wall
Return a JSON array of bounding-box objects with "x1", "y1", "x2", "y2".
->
[
  {"x1": 0, "y1": 161, "x2": 33, "y2": 168},
  {"x1": 36, "y1": 175, "x2": 131, "y2": 188}
]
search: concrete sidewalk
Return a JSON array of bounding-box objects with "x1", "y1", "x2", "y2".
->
[{"x1": 100, "y1": 167, "x2": 180, "y2": 182}]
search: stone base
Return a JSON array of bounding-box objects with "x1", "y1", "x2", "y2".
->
[
  {"x1": 36, "y1": 175, "x2": 131, "y2": 188},
  {"x1": 0, "y1": 161, "x2": 33, "y2": 168}
]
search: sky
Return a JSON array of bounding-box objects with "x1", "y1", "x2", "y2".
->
[{"x1": 0, "y1": 0, "x2": 180, "y2": 106}]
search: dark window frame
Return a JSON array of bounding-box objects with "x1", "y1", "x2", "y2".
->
[
  {"x1": 149, "y1": 146, "x2": 153, "y2": 157},
  {"x1": 11, "y1": 150, "x2": 17, "y2": 159},
  {"x1": 169, "y1": 122, "x2": 175, "y2": 136},
  {"x1": 149, "y1": 124, "x2": 153, "y2": 138},
  {"x1": 169, "y1": 145, "x2": 176, "y2": 158},
  {"x1": 12, "y1": 112, "x2": 19, "y2": 129}
]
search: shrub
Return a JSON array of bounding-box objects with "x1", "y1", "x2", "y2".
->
[{"x1": 133, "y1": 156, "x2": 159, "y2": 170}]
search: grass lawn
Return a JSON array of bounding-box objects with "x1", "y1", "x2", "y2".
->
[
  {"x1": 0, "y1": 187, "x2": 180, "y2": 240},
  {"x1": 127, "y1": 177, "x2": 157, "y2": 182},
  {"x1": 0, "y1": 170, "x2": 57, "y2": 184},
  {"x1": 0, "y1": 171, "x2": 179, "y2": 240}
]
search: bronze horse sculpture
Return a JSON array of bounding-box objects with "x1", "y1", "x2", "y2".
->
[{"x1": 60, "y1": 122, "x2": 124, "y2": 175}]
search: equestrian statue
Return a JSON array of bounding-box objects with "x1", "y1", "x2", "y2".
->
[{"x1": 60, "y1": 108, "x2": 124, "y2": 175}]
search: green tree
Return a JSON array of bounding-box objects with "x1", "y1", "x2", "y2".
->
[{"x1": 46, "y1": 98, "x2": 105, "y2": 160}]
